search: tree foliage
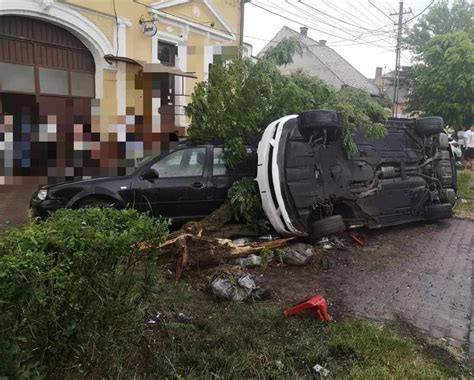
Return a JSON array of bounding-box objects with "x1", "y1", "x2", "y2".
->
[
  {"x1": 185, "y1": 56, "x2": 387, "y2": 166},
  {"x1": 405, "y1": 1, "x2": 474, "y2": 129},
  {"x1": 403, "y1": 0, "x2": 474, "y2": 56},
  {"x1": 262, "y1": 37, "x2": 303, "y2": 66}
]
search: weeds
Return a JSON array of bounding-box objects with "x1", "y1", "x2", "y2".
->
[
  {"x1": 455, "y1": 170, "x2": 474, "y2": 217},
  {"x1": 52, "y1": 281, "x2": 469, "y2": 378}
]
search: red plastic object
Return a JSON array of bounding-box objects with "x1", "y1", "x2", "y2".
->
[
  {"x1": 349, "y1": 233, "x2": 364, "y2": 246},
  {"x1": 283, "y1": 295, "x2": 329, "y2": 321}
]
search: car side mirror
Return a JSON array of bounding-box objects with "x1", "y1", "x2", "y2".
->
[{"x1": 141, "y1": 168, "x2": 159, "y2": 181}]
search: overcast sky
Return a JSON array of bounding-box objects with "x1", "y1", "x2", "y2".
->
[{"x1": 243, "y1": 0, "x2": 434, "y2": 78}]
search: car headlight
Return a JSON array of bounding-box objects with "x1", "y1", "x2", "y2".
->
[{"x1": 37, "y1": 189, "x2": 48, "y2": 201}]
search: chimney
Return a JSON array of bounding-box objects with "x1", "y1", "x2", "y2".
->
[
  {"x1": 299, "y1": 27, "x2": 308, "y2": 37},
  {"x1": 319, "y1": 40, "x2": 327, "y2": 46},
  {"x1": 375, "y1": 67, "x2": 383, "y2": 79}
]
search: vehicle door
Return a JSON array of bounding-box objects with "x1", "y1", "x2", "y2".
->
[
  {"x1": 132, "y1": 146, "x2": 210, "y2": 220},
  {"x1": 206, "y1": 146, "x2": 257, "y2": 213}
]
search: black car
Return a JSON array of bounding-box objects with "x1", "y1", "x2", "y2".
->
[
  {"x1": 31, "y1": 143, "x2": 256, "y2": 222},
  {"x1": 256, "y1": 110, "x2": 457, "y2": 240}
]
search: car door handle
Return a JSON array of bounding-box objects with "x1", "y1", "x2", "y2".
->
[{"x1": 192, "y1": 181, "x2": 205, "y2": 188}]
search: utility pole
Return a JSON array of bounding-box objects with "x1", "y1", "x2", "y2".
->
[{"x1": 390, "y1": 2, "x2": 411, "y2": 117}]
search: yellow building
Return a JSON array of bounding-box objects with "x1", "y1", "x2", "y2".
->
[{"x1": 0, "y1": 0, "x2": 248, "y2": 183}]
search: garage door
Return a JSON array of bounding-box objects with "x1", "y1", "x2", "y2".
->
[{"x1": 0, "y1": 15, "x2": 95, "y2": 181}]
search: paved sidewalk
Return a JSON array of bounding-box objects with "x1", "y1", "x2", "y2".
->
[{"x1": 0, "y1": 183, "x2": 38, "y2": 232}]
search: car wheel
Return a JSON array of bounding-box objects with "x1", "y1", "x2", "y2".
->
[
  {"x1": 298, "y1": 110, "x2": 341, "y2": 142},
  {"x1": 435, "y1": 133, "x2": 449, "y2": 149},
  {"x1": 78, "y1": 198, "x2": 117, "y2": 209},
  {"x1": 415, "y1": 117, "x2": 444, "y2": 137},
  {"x1": 425, "y1": 204, "x2": 452, "y2": 220},
  {"x1": 310, "y1": 214, "x2": 346, "y2": 242}
]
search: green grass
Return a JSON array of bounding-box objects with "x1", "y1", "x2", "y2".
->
[
  {"x1": 455, "y1": 170, "x2": 474, "y2": 217},
  {"x1": 55, "y1": 281, "x2": 470, "y2": 379}
]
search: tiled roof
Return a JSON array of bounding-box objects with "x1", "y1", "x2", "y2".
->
[{"x1": 262, "y1": 27, "x2": 380, "y2": 95}]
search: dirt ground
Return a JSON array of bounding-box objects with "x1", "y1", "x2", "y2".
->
[
  {"x1": 1, "y1": 183, "x2": 473, "y2": 356},
  {"x1": 250, "y1": 218, "x2": 474, "y2": 351}
]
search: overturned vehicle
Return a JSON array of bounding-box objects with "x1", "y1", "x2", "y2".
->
[{"x1": 256, "y1": 110, "x2": 457, "y2": 240}]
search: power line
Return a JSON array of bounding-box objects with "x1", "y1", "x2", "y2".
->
[
  {"x1": 270, "y1": 0, "x2": 393, "y2": 42},
  {"x1": 251, "y1": 1, "x2": 394, "y2": 50},
  {"x1": 368, "y1": 0, "x2": 397, "y2": 23},
  {"x1": 403, "y1": 0, "x2": 435, "y2": 24},
  {"x1": 298, "y1": 0, "x2": 391, "y2": 34},
  {"x1": 249, "y1": 2, "x2": 375, "y2": 42}
]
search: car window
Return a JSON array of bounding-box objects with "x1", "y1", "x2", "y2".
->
[
  {"x1": 212, "y1": 147, "x2": 256, "y2": 176},
  {"x1": 151, "y1": 147, "x2": 206, "y2": 178},
  {"x1": 213, "y1": 148, "x2": 227, "y2": 176}
]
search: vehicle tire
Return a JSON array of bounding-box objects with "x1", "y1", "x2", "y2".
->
[
  {"x1": 415, "y1": 117, "x2": 444, "y2": 137},
  {"x1": 77, "y1": 198, "x2": 117, "y2": 209},
  {"x1": 299, "y1": 109, "x2": 339, "y2": 127},
  {"x1": 298, "y1": 110, "x2": 341, "y2": 142},
  {"x1": 425, "y1": 204, "x2": 452, "y2": 220},
  {"x1": 310, "y1": 214, "x2": 346, "y2": 242},
  {"x1": 435, "y1": 133, "x2": 449, "y2": 149}
]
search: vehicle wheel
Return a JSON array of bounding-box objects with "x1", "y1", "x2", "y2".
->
[
  {"x1": 77, "y1": 198, "x2": 117, "y2": 209},
  {"x1": 299, "y1": 109, "x2": 339, "y2": 127},
  {"x1": 298, "y1": 110, "x2": 341, "y2": 142},
  {"x1": 425, "y1": 204, "x2": 452, "y2": 220},
  {"x1": 435, "y1": 133, "x2": 449, "y2": 149},
  {"x1": 310, "y1": 215, "x2": 346, "y2": 242},
  {"x1": 440, "y1": 189, "x2": 456, "y2": 206},
  {"x1": 415, "y1": 117, "x2": 444, "y2": 137}
]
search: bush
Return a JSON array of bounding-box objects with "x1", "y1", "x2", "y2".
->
[
  {"x1": 0, "y1": 208, "x2": 169, "y2": 378},
  {"x1": 228, "y1": 178, "x2": 270, "y2": 233}
]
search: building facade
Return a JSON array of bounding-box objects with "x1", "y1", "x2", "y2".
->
[{"x1": 0, "y1": 0, "x2": 247, "y2": 184}]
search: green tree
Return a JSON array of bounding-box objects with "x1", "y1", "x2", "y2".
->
[
  {"x1": 404, "y1": 0, "x2": 473, "y2": 55},
  {"x1": 185, "y1": 43, "x2": 387, "y2": 166},
  {"x1": 407, "y1": 29, "x2": 474, "y2": 129},
  {"x1": 262, "y1": 37, "x2": 303, "y2": 66}
]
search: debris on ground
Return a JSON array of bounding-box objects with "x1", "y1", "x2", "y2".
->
[
  {"x1": 318, "y1": 237, "x2": 335, "y2": 250},
  {"x1": 283, "y1": 294, "x2": 330, "y2": 321},
  {"x1": 176, "y1": 312, "x2": 193, "y2": 324},
  {"x1": 313, "y1": 364, "x2": 330, "y2": 377},
  {"x1": 277, "y1": 243, "x2": 315, "y2": 266},
  {"x1": 317, "y1": 235, "x2": 347, "y2": 250},
  {"x1": 349, "y1": 233, "x2": 365, "y2": 246},
  {"x1": 147, "y1": 311, "x2": 167, "y2": 324},
  {"x1": 235, "y1": 253, "x2": 263, "y2": 267},
  {"x1": 210, "y1": 271, "x2": 271, "y2": 302},
  {"x1": 211, "y1": 274, "x2": 256, "y2": 302}
]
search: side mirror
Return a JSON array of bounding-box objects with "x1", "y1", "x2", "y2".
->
[{"x1": 141, "y1": 168, "x2": 159, "y2": 181}]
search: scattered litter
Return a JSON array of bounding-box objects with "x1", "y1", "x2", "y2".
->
[
  {"x1": 232, "y1": 237, "x2": 254, "y2": 245},
  {"x1": 317, "y1": 236, "x2": 348, "y2": 250},
  {"x1": 147, "y1": 311, "x2": 166, "y2": 324},
  {"x1": 234, "y1": 253, "x2": 263, "y2": 267},
  {"x1": 211, "y1": 274, "x2": 256, "y2": 302},
  {"x1": 283, "y1": 294, "x2": 329, "y2": 321},
  {"x1": 210, "y1": 272, "x2": 271, "y2": 302},
  {"x1": 460, "y1": 198, "x2": 469, "y2": 204},
  {"x1": 349, "y1": 233, "x2": 364, "y2": 246},
  {"x1": 313, "y1": 364, "x2": 330, "y2": 377},
  {"x1": 176, "y1": 312, "x2": 193, "y2": 324},
  {"x1": 257, "y1": 234, "x2": 280, "y2": 241},
  {"x1": 317, "y1": 237, "x2": 334, "y2": 250},
  {"x1": 278, "y1": 243, "x2": 315, "y2": 266}
]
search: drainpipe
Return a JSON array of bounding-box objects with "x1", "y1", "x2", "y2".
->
[{"x1": 239, "y1": 0, "x2": 249, "y2": 58}]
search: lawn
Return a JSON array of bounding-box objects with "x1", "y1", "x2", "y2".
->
[
  {"x1": 455, "y1": 170, "x2": 474, "y2": 218},
  {"x1": 58, "y1": 280, "x2": 470, "y2": 379}
]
